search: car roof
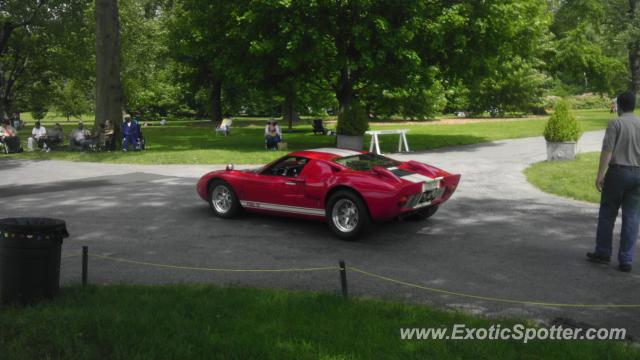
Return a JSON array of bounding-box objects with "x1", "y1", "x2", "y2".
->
[{"x1": 289, "y1": 148, "x2": 366, "y2": 161}]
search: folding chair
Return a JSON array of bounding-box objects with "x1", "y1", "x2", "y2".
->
[
  {"x1": 312, "y1": 119, "x2": 328, "y2": 135},
  {"x1": 215, "y1": 119, "x2": 232, "y2": 136}
]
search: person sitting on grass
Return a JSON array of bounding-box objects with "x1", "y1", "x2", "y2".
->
[
  {"x1": 28, "y1": 121, "x2": 49, "y2": 152},
  {"x1": 122, "y1": 115, "x2": 140, "y2": 152},
  {"x1": 0, "y1": 119, "x2": 22, "y2": 153},
  {"x1": 99, "y1": 120, "x2": 115, "y2": 151},
  {"x1": 70, "y1": 121, "x2": 95, "y2": 151},
  {"x1": 265, "y1": 120, "x2": 282, "y2": 150},
  {"x1": 46, "y1": 123, "x2": 65, "y2": 148}
]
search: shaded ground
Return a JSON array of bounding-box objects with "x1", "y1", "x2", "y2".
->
[{"x1": 1, "y1": 130, "x2": 639, "y2": 338}]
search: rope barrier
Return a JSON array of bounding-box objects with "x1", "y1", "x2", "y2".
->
[
  {"x1": 348, "y1": 266, "x2": 640, "y2": 309},
  {"x1": 75, "y1": 252, "x2": 640, "y2": 309},
  {"x1": 88, "y1": 253, "x2": 339, "y2": 273}
]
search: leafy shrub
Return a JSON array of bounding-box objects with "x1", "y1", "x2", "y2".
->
[
  {"x1": 544, "y1": 93, "x2": 611, "y2": 111},
  {"x1": 544, "y1": 99, "x2": 582, "y2": 142},
  {"x1": 569, "y1": 93, "x2": 610, "y2": 109},
  {"x1": 337, "y1": 101, "x2": 369, "y2": 136}
]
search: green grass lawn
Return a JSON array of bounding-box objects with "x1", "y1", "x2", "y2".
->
[
  {"x1": 525, "y1": 152, "x2": 601, "y2": 203},
  {"x1": 0, "y1": 285, "x2": 636, "y2": 359},
  {"x1": 6, "y1": 109, "x2": 614, "y2": 165}
]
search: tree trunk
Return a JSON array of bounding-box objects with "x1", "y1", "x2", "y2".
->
[
  {"x1": 0, "y1": 23, "x2": 14, "y2": 119},
  {"x1": 211, "y1": 80, "x2": 223, "y2": 124},
  {"x1": 630, "y1": 44, "x2": 640, "y2": 94},
  {"x1": 282, "y1": 84, "x2": 298, "y2": 130},
  {"x1": 95, "y1": 0, "x2": 124, "y2": 148},
  {"x1": 336, "y1": 68, "x2": 354, "y2": 113},
  {"x1": 629, "y1": 0, "x2": 640, "y2": 94},
  {"x1": 0, "y1": 76, "x2": 7, "y2": 120}
]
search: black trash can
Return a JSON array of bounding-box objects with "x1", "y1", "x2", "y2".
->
[{"x1": 0, "y1": 218, "x2": 69, "y2": 305}]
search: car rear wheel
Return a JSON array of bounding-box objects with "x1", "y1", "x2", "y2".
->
[
  {"x1": 326, "y1": 190, "x2": 370, "y2": 240},
  {"x1": 208, "y1": 180, "x2": 242, "y2": 218},
  {"x1": 404, "y1": 205, "x2": 439, "y2": 221}
]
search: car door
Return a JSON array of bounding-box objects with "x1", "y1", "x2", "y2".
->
[{"x1": 241, "y1": 156, "x2": 317, "y2": 215}]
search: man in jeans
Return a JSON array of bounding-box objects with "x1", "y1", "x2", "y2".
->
[{"x1": 588, "y1": 92, "x2": 640, "y2": 272}]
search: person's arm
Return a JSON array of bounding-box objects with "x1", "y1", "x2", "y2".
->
[
  {"x1": 597, "y1": 121, "x2": 618, "y2": 192},
  {"x1": 596, "y1": 151, "x2": 613, "y2": 192}
]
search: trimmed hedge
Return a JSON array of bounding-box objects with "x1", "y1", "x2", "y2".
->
[{"x1": 544, "y1": 99, "x2": 582, "y2": 142}]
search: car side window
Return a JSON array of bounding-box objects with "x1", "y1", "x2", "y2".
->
[{"x1": 261, "y1": 157, "x2": 309, "y2": 177}]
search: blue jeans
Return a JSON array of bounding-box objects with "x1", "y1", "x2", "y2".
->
[
  {"x1": 266, "y1": 135, "x2": 280, "y2": 150},
  {"x1": 595, "y1": 165, "x2": 640, "y2": 264},
  {"x1": 123, "y1": 134, "x2": 139, "y2": 151}
]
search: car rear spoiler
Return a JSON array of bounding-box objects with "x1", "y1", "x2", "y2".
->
[{"x1": 372, "y1": 166, "x2": 403, "y2": 184}]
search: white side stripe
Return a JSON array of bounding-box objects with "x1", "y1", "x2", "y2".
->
[{"x1": 240, "y1": 201, "x2": 325, "y2": 216}]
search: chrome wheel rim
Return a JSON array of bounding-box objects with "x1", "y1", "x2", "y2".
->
[
  {"x1": 212, "y1": 185, "x2": 232, "y2": 214},
  {"x1": 332, "y1": 199, "x2": 359, "y2": 233}
]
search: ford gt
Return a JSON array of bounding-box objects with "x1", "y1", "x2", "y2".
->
[{"x1": 197, "y1": 148, "x2": 460, "y2": 240}]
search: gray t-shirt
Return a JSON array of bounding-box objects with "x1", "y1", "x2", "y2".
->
[{"x1": 602, "y1": 112, "x2": 640, "y2": 166}]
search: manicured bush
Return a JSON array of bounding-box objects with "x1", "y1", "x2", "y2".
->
[
  {"x1": 544, "y1": 99, "x2": 582, "y2": 142},
  {"x1": 336, "y1": 101, "x2": 369, "y2": 136}
]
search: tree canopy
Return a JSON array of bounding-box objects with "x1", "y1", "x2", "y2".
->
[{"x1": 0, "y1": 0, "x2": 637, "y2": 124}]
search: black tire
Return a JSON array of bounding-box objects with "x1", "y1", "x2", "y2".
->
[
  {"x1": 404, "y1": 205, "x2": 439, "y2": 222},
  {"x1": 326, "y1": 190, "x2": 371, "y2": 241},
  {"x1": 208, "y1": 179, "x2": 242, "y2": 218}
]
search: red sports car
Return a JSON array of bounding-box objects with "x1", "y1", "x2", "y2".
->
[{"x1": 197, "y1": 148, "x2": 461, "y2": 240}]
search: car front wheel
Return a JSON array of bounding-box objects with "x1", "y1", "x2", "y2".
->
[
  {"x1": 326, "y1": 190, "x2": 370, "y2": 240},
  {"x1": 208, "y1": 180, "x2": 242, "y2": 218}
]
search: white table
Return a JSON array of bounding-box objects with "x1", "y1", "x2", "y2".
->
[{"x1": 365, "y1": 129, "x2": 410, "y2": 154}]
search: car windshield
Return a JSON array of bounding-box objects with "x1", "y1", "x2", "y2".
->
[
  {"x1": 334, "y1": 153, "x2": 401, "y2": 171},
  {"x1": 261, "y1": 156, "x2": 309, "y2": 177}
]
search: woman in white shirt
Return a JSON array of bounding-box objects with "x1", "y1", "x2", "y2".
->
[{"x1": 264, "y1": 121, "x2": 282, "y2": 150}]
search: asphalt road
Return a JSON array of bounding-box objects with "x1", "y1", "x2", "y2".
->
[{"x1": 1, "y1": 130, "x2": 639, "y2": 338}]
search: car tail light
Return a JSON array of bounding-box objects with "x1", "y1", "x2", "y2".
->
[{"x1": 398, "y1": 195, "x2": 409, "y2": 207}]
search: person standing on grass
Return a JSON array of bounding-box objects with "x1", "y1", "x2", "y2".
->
[{"x1": 588, "y1": 92, "x2": 640, "y2": 272}]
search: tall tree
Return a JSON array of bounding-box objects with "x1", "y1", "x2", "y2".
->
[
  {"x1": 431, "y1": 0, "x2": 551, "y2": 115},
  {"x1": 168, "y1": 0, "x2": 246, "y2": 123},
  {"x1": 547, "y1": 0, "x2": 627, "y2": 95},
  {"x1": 95, "y1": 0, "x2": 124, "y2": 141},
  {"x1": 308, "y1": 0, "x2": 427, "y2": 115},
  {"x1": 238, "y1": 0, "x2": 322, "y2": 129},
  {"x1": 600, "y1": 0, "x2": 640, "y2": 94},
  {"x1": 625, "y1": 0, "x2": 640, "y2": 94},
  {"x1": 0, "y1": 0, "x2": 52, "y2": 118}
]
